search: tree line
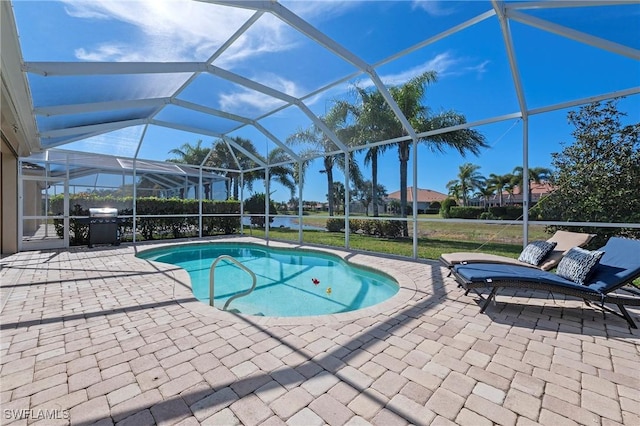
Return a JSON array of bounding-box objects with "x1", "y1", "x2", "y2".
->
[
  {"x1": 167, "y1": 71, "x2": 488, "y2": 236},
  {"x1": 446, "y1": 163, "x2": 551, "y2": 207}
]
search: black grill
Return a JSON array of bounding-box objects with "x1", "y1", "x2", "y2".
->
[{"x1": 88, "y1": 208, "x2": 120, "y2": 248}]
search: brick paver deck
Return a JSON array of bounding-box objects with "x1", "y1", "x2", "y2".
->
[{"x1": 1, "y1": 237, "x2": 638, "y2": 425}]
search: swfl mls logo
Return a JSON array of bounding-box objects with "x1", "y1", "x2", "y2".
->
[{"x1": 4, "y1": 409, "x2": 70, "y2": 420}]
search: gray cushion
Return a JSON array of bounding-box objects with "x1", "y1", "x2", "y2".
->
[
  {"x1": 518, "y1": 240, "x2": 557, "y2": 266},
  {"x1": 556, "y1": 247, "x2": 605, "y2": 285}
]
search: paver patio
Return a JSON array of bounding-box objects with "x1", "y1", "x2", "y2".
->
[{"x1": 1, "y1": 237, "x2": 638, "y2": 425}]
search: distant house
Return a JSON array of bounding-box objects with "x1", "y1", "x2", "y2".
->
[
  {"x1": 471, "y1": 182, "x2": 554, "y2": 207},
  {"x1": 386, "y1": 187, "x2": 448, "y2": 213}
]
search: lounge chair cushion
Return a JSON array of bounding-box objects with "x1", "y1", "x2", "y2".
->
[
  {"x1": 440, "y1": 230, "x2": 595, "y2": 271},
  {"x1": 584, "y1": 237, "x2": 640, "y2": 293},
  {"x1": 539, "y1": 230, "x2": 595, "y2": 271},
  {"x1": 556, "y1": 247, "x2": 605, "y2": 285},
  {"x1": 454, "y1": 262, "x2": 600, "y2": 295},
  {"x1": 454, "y1": 237, "x2": 640, "y2": 295},
  {"x1": 518, "y1": 240, "x2": 557, "y2": 266}
]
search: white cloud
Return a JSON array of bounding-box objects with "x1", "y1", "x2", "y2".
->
[
  {"x1": 411, "y1": 0, "x2": 457, "y2": 17},
  {"x1": 283, "y1": 0, "x2": 362, "y2": 22},
  {"x1": 218, "y1": 73, "x2": 305, "y2": 113},
  {"x1": 61, "y1": 0, "x2": 291, "y2": 63},
  {"x1": 380, "y1": 52, "x2": 460, "y2": 86}
]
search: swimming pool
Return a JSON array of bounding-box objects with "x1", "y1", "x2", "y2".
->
[{"x1": 137, "y1": 243, "x2": 399, "y2": 317}]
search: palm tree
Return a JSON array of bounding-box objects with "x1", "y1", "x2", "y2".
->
[
  {"x1": 265, "y1": 147, "x2": 296, "y2": 200},
  {"x1": 446, "y1": 163, "x2": 485, "y2": 206},
  {"x1": 343, "y1": 87, "x2": 396, "y2": 217},
  {"x1": 487, "y1": 173, "x2": 513, "y2": 207},
  {"x1": 167, "y1": 139, "x2": 212, "y2": 198},
  {"x1": 474, "y1": 186, "x2": 495, "y2": 210},
  {"x1": 168, "y1": 139, "x2": 211, "y2": 165},
  {"x1": 512, "y1": 166, "x2": 552, "y2": 204},
  {"x1": 209, "y1": 137, "x2": 262, "y2": 200},
  {"x1": 446, "y1": 182, "x2": 463, "y2": 205},
  {"x1": 354, "y1": 180, "x2": 388, "y2": 216},
  {"x1": 359, "y1": 71, "x2": 488, "y2": 234},
  {"x1": 287, "y1": 103, "x2": 361, "y2": 216},
  {"x1": 330, "y1": 182, "x2": 346, "y2": 215}
]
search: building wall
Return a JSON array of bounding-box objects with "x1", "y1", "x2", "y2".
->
[
  {"x1": 1, "y1": 136, "x2": 19, "y2": 254},
  {"x1": 2, "y1": 1, "x2": 41, "y2": 254}
]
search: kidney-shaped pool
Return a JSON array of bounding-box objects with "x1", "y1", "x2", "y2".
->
[{"x1": 137, "y1": 243, "x2": 399, "y2": 317}]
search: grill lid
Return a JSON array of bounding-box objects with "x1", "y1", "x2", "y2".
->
[{"x1": 89, "y1": 207, "x2": 118, "y2": 218}]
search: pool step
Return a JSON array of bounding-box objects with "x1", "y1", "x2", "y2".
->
[{"x1": 226, "y1": 308, "x2": 264, "y2": 316}]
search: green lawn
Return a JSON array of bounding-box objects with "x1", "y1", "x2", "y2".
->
[
  {"x1": 297, "y1": 213, "x2": 546, "y2": 239},
  {"x1": 245, "y1": 227, "x2": 531, "y2": 261}
]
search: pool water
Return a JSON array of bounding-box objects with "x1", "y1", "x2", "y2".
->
[{"x1": 138, "y1": 243, "x2": 399, "y2": 317}]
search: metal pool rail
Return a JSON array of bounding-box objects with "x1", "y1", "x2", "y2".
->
[{"x1": 209, "y1": 255, "x2": 257, "y2": 311}]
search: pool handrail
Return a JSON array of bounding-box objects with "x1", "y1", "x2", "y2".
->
[{"x1": 209, "y1": 255, "x2": 257, "y2": 311}]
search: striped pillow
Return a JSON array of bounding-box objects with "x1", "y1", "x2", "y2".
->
[{"x1": 556, "y1": 247, "x2": 605, "y2": 285}]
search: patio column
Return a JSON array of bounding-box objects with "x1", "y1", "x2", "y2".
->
[
  {"x1": 412, "y1": 138, "x2": 418, "y2": 259},
  {"x1": 240, "y1": 173, "x2": 244, "y2": 236},
  {"x1": 298, "y1": 160, "x2": 303, "y2": 244},
  {"x1": 344, "y1": 152, "x2": 350, "y2": 249},
  {"x1": 198, "y1": 167, "x2": 203, "y2": 238},
  {"x1": 522, "y1": 117, "x2": 530, "y2": 247},
  {"x1": 265, "y1": 168, "x2": 269, "y2": 242}
]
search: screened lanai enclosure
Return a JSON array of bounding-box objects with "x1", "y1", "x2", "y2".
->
[{"x1": 6, "y1": 0, "x2": 639, "y2": 254}]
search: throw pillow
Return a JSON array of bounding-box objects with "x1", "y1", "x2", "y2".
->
[
  {"x1": 556, "y1": 247, "x2": 605, "y2": 285},
  {"x1": 518, "y1": 240, "x2": 558, "y2": 266}
]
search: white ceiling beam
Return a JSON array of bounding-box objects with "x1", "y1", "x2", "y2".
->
[
  {"x1": 493, "y1": 1, "x2": 528, "y2": 119},
  {"x1": 507, "y1": 1, "x2": 633, "y2": 10},
  {"x1": 209, "y1": 10, "x2": 264, "y2": 63},
  {"x1": 374, "y1": 9, "x2": 496, "y2": 69},
  {"x1": 171, "y1": 99, "x2": 300, "y2": 161},
  {"x1": 152, "y1": 9, "x2": 265, "y2": 145},
  {"x1": 34, "y1": 97, "x2": 171, "y2": 116},
  {"x1": 220, "y1": 138, "x2": 244, "y2": 170},
  {"x1": 207, "y1": 1, "x2": 415, "y2": 150},
  {"x1": 151, "y1": 119, "x2": 266, "y2": 167},
  {"x1": 171, "y1": 98, "x2": 247, "y2": 124},
  {"x1": 39, "y1": 118, "x2": 147, "y2": 139},
  {"x1": 355, "y1": 112, "x2": 523, "y2": 152},
  {"x1": 508, "y1": 9, "x2": 640, "y2": 60},
  {"x1": 40, "y1": 130, "x2": 114, "y2": 149},
  {"x1": 294, "y1": 102, "x2": 350, "y2": 152},
  {"x1": 368, "y1": 72, "x2": 419, "y2": 141},
  {"x1": 262, "y1": 1, "x2": 421, "y2": 143},
  {"x1": 23, "y1": 62, "x2": 205, "y2": 76},
  {"x1": 528, "y1": 87, "x2": 640, "y2": 116},
  {"x1": 206, "y1": 64, "x2": 298, "y2": 104},
  {"x1": 150, "y1": 118, "x2": 221, "y2": 137},
  {"x1": 205, "y1": 65, "x2": 350, "y2": 153},
  {"x1": 252, "y1": 121, "x2": 300, "y2": 161}
]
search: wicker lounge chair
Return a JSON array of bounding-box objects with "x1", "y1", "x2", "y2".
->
[
  {"x1": 451, "y1": 237, "x2": 640, "y2": 328},
  {"x1": 440, "y1": 230, "x2": 595, "y2": 271}
]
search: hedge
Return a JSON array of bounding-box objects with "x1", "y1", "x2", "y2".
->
[
  {"x1": 449, "y1": 206, "x2": 483, "y2": 219},
  {"x1": 448, "y1": 205, "x2": 525, "y2": 220},
  {"x1": 326, "y1": 218, "x2": 404, "y2": 238},
  {"x1": 49, "y1": 195, "x2": 240, "y2": 245}
]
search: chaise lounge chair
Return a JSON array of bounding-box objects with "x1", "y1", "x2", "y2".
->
[
  {"x1": 451, "y1": 237, "x2": 640, "y2": 328},
  {"x1": 440, "y1": 230, "x2": 595, "y2": 271}
]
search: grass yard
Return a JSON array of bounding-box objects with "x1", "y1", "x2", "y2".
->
[
  {"x1": 296, "y1": 213, "x2": 548, "y2": 243},
  {"x1": 245, "y1": 227, "x2": 541, "y2": 261}
]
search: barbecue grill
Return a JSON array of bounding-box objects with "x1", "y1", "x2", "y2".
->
[{"x1": 88, "y1": 208, "x2": 120, "y2": 248}]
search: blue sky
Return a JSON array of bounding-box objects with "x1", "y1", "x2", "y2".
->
[{"x1": 12, "y1": 0, "x2": 640, "y2": 202}]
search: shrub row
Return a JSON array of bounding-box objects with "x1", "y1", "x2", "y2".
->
[
  {"x1": 326, "y1": 218, "x2": 404, "y2": 238},
  {"x1": 447, "y1": 206, "x2": 524, "y2": 220},
  {"x1": 50, "y1": 195, "x2": 240, "y2": 245}
]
